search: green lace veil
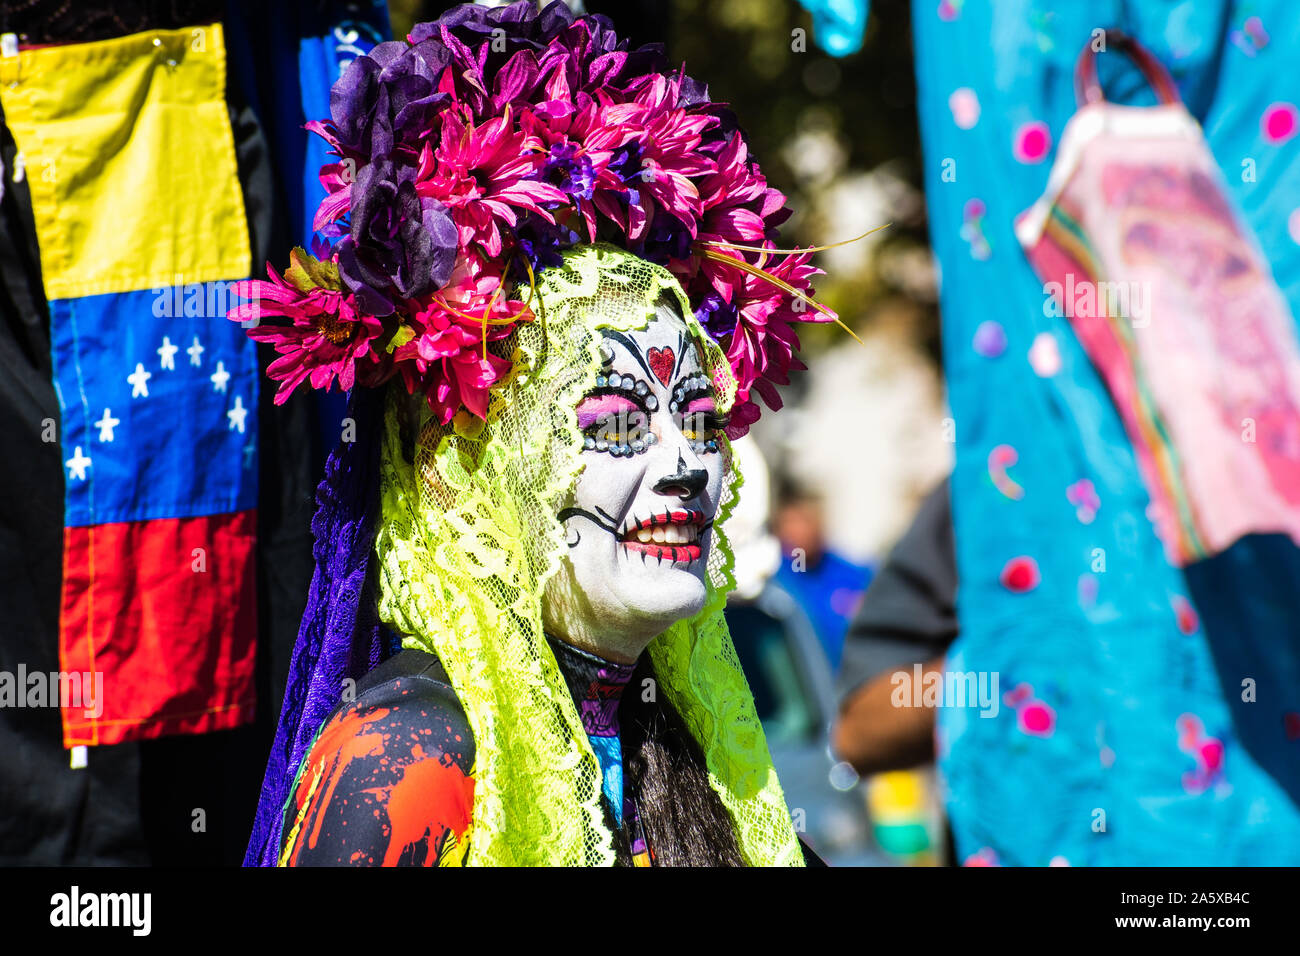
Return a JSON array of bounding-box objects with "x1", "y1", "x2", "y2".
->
[{"x1": 373, "y1": 244, "x2": 803, "y2": 866}]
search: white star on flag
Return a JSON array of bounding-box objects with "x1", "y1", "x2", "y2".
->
[
  {"x1": 128, "y1": 363, "x2": 152, "y2": 398},
  {"x1": 210, "y1": 360, "x2": 230, "y2": 394},
  {"x1": 188, "y1": 336, "x2": 204, "y2": 366},
  {"x1": 227, "y1": 395, "x2": 249, "y2": 434},
  {"x1": 94, "y1": 408, "x2": 120, "y2": 442},
  {"x1": 66, "y1": 446, "x2": 91, "y2": 481},
  {"x1": 158, "y1": 336, "x2": 179, "y2": 370}
]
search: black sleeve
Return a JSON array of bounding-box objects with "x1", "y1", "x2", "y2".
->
[
  {"x1": 280, "y1": 650, "x2": 477, "y2": 867},
  {"x1": 836, "y1": 477, "x2": 959, "y2": 706},
  {"x1": 798, "y1": 836, "x2": 829, "y2": 867}
]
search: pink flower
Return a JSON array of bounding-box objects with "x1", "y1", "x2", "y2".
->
[
  {"x1": 229, "y1": 248, "x2": 386, "y2": 404},
  {"x1": 696, "y1": 131, "x2": 780, "y2": 248},
  {"x1": 416, "y1": 106, "x2": 568, "y2": 258},
  {"x1": 392, "y1": 253, "x2": 530, "y2": 422},
  {"x1": 723, "y1": 398, "x2": 762, "y2": 440},
  {"x1": 312, "y1": 159, "x2": 357, "y2": 234},
  {"x1": 704, "y1": 245, "x2": 834, "y2": 414},
  {"x1": 594, "y1": 75, "x2": 714, "y2": 241}
]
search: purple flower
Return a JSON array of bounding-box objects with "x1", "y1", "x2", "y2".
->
[
  {"x1": 324, "y1": 37, "x2": 453, "y2": 163},
  {"x1": 631, "y1": 211, "x2": 693, "y2": 266},
  {"x1": 411, "y1": 0, "x2": 575, "y2": 51},
  {"x1": 541, "y1": 142, "x2": 595, "y2": 201},
  {"x1": 694, "y1": 290, "x2": 739, "y2": 339},
  {"x1": 509, "y1": 212, "x2": 581, "y2": 279},
  {"x1": 337, "y1": 159, "x2": 457, "y2": 315},
  {"x1": 607, "y1": 141, "x2": 645, "y2": 207}
]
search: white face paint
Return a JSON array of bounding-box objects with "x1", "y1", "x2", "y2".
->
[{"x1": 543, "y1": 306, "x2": 728, "y2": 663}]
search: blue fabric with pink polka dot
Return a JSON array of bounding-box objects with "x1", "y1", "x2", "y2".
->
[{"x1": 913, "y1": 0, "x2": 1300, "y2": 864}]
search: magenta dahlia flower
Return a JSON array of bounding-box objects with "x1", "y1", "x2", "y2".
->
[
  {"x1": 417, "y1": 107, "x2": 568, "y2": 258},
  {"x1": 706, "y1": 246, "x2": 836, "y2": 415},
  {"x1": 230, "y1": 248, "x2": 386, "y2": 404},
  {"x1": 392, "y1": 253, "x2": 530, "y2": 422}
]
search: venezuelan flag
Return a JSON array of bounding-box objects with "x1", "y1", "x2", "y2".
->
[{"x1": 1, "y1": 24, "x2": 261, "y2": 746}]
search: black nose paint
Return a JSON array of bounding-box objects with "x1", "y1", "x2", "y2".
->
[{"x1": 653, "y1": 453, "x2": 707, "y2": 499}]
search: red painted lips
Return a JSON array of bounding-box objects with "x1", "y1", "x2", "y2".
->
[{"x1": 619, "y1": 508, "x2": 706, "y2": 563}]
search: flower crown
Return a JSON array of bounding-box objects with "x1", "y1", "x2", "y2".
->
[{"x1": 229, "y1": 0, "x2": 842, "y2": 438}]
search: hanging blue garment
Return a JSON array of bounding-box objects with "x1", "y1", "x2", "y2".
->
[
  {"x1": 795, "y1": 0, "x2": 871, "y2": 56},
  {"x1": 912, "y1": 0, "x2": 1300, "y2": 864}
]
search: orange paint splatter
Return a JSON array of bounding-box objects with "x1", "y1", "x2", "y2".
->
[{"x1": 381, "y1": 756, "x2": 474, "y2": 866}]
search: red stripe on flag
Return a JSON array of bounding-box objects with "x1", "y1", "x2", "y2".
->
[{"x1": 59, "y1": 511, "x2": 258, "y2": 747}]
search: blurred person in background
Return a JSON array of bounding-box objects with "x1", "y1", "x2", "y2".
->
[
  {"x1": 831, "y1": 478, "x2": 957, "y2": 865},
  {"x1": 726, "y1": 436, "x2": 878, "y2": 864},
  {"x1": 833, "y1": 478, "x2": 955, "y2": 776},
  {"x1": 773, "y1": 481, "x2": 875, "y2": 672}
]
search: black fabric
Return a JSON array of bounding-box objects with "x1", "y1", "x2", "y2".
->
[
  {"x1": 0, "y1": 100, "x2": 147, "y2": 864},
  {"x1": 0, "y1": 1, "x2": 224, "y2": 44},
  {"x1": 798, "y1": 836, "x2": 827, "y2": 866},
  {"x1": 836, "y1": 478, "x2": 959, "y2": 706},
  {"x1": 354, "y1": 645, "x2": 450, "y2": 695}
]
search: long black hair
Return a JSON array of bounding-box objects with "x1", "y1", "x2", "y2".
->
[{"x1": 608, "y1": 654, "x2": 747, "y2": 866}]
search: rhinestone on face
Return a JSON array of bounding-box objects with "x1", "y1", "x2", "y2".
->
[
  {"x1": 634, "y1": 381, "x2": 648, "y2": 397},
  {"x1": 620, "y1": 443, "x2": 631, "y2": 455},
  {"x1": 669, "y1": 401, "x2": 678, "y2": 413},
  {"x1": 608, "y1": 373, "x2": 621, "y2": 389},
  {"x1": 584, "y1": 436, "x2": 596, "y2": 450},
  {"x1": 631, "y1": 439, "x2": 645, "y2": 453},
  {"x1": 610, "y1": 444, "x2": 623, "y2": 457},
  {"x1": 595, "y1": 375, "x2": 607, "y2": 387},
  {"x1": 645, "y1": 432, "x2": 657, "y2": 445},
  {"x1": 596, "y1": 439, "x2": 608, "y2": 452},
  {"x1": 646, "y1": 396, "x2": 658, "y2": 411},
  {"x1": 706, "y1": 439, "x2": 718, "y2": 452}
]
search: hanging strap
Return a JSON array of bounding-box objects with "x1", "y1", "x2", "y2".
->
[{"x1": 1075, "y1": 29, "x2": 1180, "y2": 107}]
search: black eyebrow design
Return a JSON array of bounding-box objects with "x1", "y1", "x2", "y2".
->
[
  {"x1": 671, "y1": 328, "x2": 686, "y2": 379},
  {"x1": 599, "y1": 329, "x2": 657, "y2": 382}
]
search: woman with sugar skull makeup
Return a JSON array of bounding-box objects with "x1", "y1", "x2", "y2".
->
[{"x1": 236, "y1": 2, "x2": 838, "y2": 867}]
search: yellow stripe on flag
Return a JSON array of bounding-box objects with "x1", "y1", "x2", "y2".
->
[{"x1": 0, "y1": 23, "x2": 250, "y2": 299}]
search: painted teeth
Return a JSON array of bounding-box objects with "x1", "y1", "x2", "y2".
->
[{"x1": 628, "y1": 523, "x2": 701, "y2": 544}]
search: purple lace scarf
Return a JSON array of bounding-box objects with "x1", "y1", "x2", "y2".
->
[{"x1": 245, "y1": 386, "x2": 391, "y2": 866}]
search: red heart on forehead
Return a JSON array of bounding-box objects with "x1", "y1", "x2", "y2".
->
[{"x1": 647, "y1": 346, "x2": 675, "y2": 386}]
